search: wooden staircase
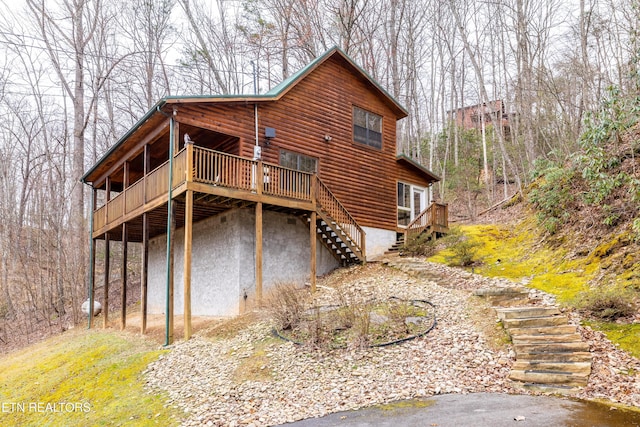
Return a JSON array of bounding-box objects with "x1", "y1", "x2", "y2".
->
[
  {"x1": 497, "y1": 306, "x2": 592, "y2": 394},
  {"x1": 311, "y1": 177, "x2": 365, "y2": 266}
]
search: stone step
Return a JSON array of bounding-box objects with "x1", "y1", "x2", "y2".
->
[
  {"x1": 515, "y1": 341, "x2": 590, "y2": 354},
  {"x1": 507, "y1": 325, "x2": 577, "y2": 337},
  {"x1": 515, "y1": 350, "x2": 592, "y2": 363},
  {"x1": 509, "y1": 370, "x2": 589, "y2": 387},
  {"x1": 496, "y1": 306, "x2": 561, "y2": 320},
  {"x1": 517, "y1": 383, "x2": 581, "y2": 396},
  {"x1": 503, "y1": 315, "x2": 568, "y2": 329},
  {"x1": 512, "y1": 361, "x2": 591, "y2": 375},
  {"x1": 511, "y1": 333, "x2": 583, "y2": 344},
  {"x1": 475, "y1": 287, "x2": 529, "y2": 297}
]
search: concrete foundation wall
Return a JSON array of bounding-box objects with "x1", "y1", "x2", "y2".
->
[
  {"x1": 147, "y1": 208, "x2": 339, "y2": 316},
  {"x1": 363, "y1": 226, "x2": 397, "y2": 260}
]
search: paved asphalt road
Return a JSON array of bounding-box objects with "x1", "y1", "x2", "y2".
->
[{"x1": 278, "y1": 393, "x2": 640, "y2": 427}]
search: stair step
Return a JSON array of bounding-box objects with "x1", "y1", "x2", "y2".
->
[
  {"x1": 509, "y1": 370, "x2": 589, "y2": 387},
  {"x1": 515, "y1": 341, "x2": 590, "y2": 354},
  {"x1": 507, "y1": 325, "x2": 577, "y2": 337},
  {"x1": 513, "y1": 341, "x2": 589, "y2": 354},
  {"x1": 475, "y1": 287, "x2": 529, "y2": 298},
  {"x1": 512, "y1": 361, "x2": 591, "y2": 375},
  {"x1": 496, "y1": 306, "x2": 561, "y2": 320},
  {"x1": 502, "y1": 315, "x2": 568, "y2": 328},
  {"x1": 511, "y1": 333, "x2": 583, "y2": 344},
  {"x1": 515, "y1": 351, "x2": 592, "y2": 363},
  {"x1": 517, "y1": 383, "x2": 581, "y2": 395}
]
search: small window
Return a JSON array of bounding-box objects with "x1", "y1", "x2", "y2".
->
[
  {"x1": 353, "y1": 106, "x2": 382, "y2": 149},
  {"x1": 279, "y1": 150, "x2": 317, "y2": 173}
]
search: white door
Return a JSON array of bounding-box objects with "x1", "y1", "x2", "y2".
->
[{"x1": 412, "y1": 187, "x2": 426, "y2": 219}]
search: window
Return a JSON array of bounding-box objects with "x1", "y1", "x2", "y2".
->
[
  {"x1": 279, "y1": 150, "x2": 317, "y2": 173},
  {"x1": 397, "y1": 182, "x2": 411, "y2": 226},
  {"x1": 353, "y1": 106, "x2": 382, "y2": 149},
  {"x1": 279, "y1": 150, "x2": 317, "y2": 194}
]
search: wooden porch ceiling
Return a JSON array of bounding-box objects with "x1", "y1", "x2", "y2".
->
[{"x1": 92, "y1": 124, "x2": 241, "y2": 192}]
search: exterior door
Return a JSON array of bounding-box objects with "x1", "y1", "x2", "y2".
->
[{"x1": 413, "y1": 187, "x2": 426, "y2": 219}]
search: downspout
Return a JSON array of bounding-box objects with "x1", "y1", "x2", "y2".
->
[
  {"x1": 87, "y1": 184, "x2": 95, "y2": 329},
  {"x1": 252, "y1": 61, "x2": 259, "y2": 149},
  {"x1": 158, "y1": 105, "x2": 176, "y2": 347},
  {"x1": 255, "y1": 105, "x2": 259, "y2": 147}
]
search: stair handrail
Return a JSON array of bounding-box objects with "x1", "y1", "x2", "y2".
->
[
  {"x1": 405, "y1": 202, "x2": 449, "y2": 239},
  {"x1": 314, "y1": 176, "x2": 365, "y2": 258}
]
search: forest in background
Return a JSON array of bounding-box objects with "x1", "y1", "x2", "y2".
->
[{"x1": 0, "y1": 0, "x2": 638, "y2": 349}]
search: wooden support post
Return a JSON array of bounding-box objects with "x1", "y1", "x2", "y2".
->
[
  {"x1": 141, "y1": 213, "x2": 149, "y2": 334},
  {"x1": 121, "y1": 161, "x2": 130, "y2": 331},
  {"x1": 310, "y1": 210, "x2": 317, "y2": 293},
  {"x1": 103, "y1": 234, "x2": 110, "y2": 329},
  {"x1": 255, "y1": 201, "x2": 263, "y2": 305},
  {"x1": 121, "y1": 222, "x2": 128, "y2": 330},
  {"x1": 183, "y1": 190, "x2": 193, "y2": 340},
  {"x1": 361, "y1": 228, "x2": 366, "y2": 264},
  {"x1": 89, "y1": 238, "x2": 96, "y2": 327},
  {"x1": 168, "y1": 200, "x2": 176, "y2": 343}
]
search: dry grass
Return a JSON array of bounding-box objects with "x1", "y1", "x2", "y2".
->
[{"x1": 0, "y1": 329, "x2": 182, "y2": 427}]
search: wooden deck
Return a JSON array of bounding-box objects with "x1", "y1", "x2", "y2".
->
[
  {"x1": 92, "y1": 144, "x2": 365, "y2": 262},
  {"x1": 94, "y1": 146, "x2": 311, "y2": 235}
]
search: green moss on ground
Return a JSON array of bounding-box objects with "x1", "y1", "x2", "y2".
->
[
  {"x1": 586, "y1": 322, "x2": 640, "y2": 360},
  {"x1": 0, "y1": 329, "x2": 181, "y2": 427},
  {"x1": 428, "y1": 220, "x2": 639, "y2": 356},
  {"x1": 429, "y1": 221, "x2": 596, "y2": 302}
]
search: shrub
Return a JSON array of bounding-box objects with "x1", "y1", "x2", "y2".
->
[
  {"x1": 529, "y1": 162, "x2": 576, "y2": 234},
  {"x1": 447, "y1": 238, "x2": 482, "y2": 266},
  {"x1": 576, "y1": 284, "x2": 636, "y2": 321},
  {"x1": 265, "y1": 282, "x2": 309, "y2": 330},
  {"x1": 402, "y1": 232, "x2": 436, "y2": 256}
]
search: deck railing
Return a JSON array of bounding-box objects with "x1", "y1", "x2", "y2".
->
[
  {"x1": 146, "y1": 161, "x2": 169, "y2": 202},
  {"x1": 262, "y1": 163, "x2": 313, "y2": 200},
  {"x1": 315, "y1": 177, "x2": 365, "y2": 255},
  {"x1": 405, "y1": 202, "x2": 449, "y2": 239},
  {"x1": 193, "y1": 147, "x2": 255, "y2": 191},
  {"x1": 125, "y1": 179, "x2": 144, "y2": 214},
  {"x1": 106, "y1": 192, "x2": 124, "y2": 223},
  {"x1": 94, "y1": 147, "x2": 318, "y2": 232},
  {"x1": 94, "y1": 205, "x2": 106, "y2": 231}
]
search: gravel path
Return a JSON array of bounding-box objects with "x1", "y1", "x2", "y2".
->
[{"x1": 144, "y1": 258, "x2": 640, "y2": 426}]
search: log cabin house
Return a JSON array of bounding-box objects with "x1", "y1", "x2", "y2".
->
[{"x1": 81, "y1": 46, "x2": 447, "y2": 343}]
